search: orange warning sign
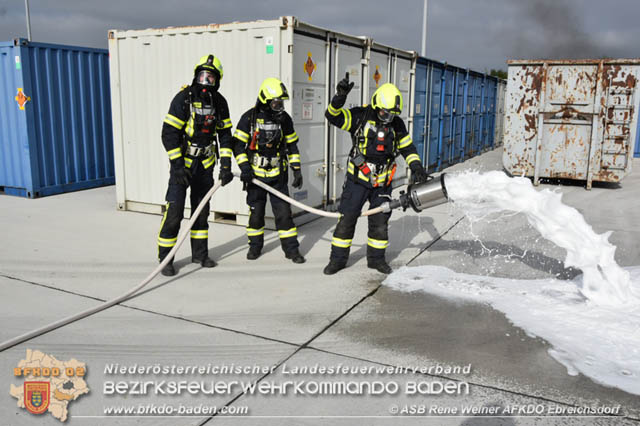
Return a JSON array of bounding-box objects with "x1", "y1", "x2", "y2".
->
[
  {"x1": 373, "y1": 66, "x2": 382, "y2": 87},
  {"x1": 304, "y1": 52, "x2": 316, "y2": 81},
  {"x1": 15, "y1": 88, "x2": 31, "y2": 110}
]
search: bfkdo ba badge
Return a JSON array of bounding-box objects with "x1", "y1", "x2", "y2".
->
[{"x1": 24, "y1": 382, "x2": 50, "y2": 415}]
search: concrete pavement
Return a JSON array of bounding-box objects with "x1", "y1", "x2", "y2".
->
[{"x1": 1, "y1": 147, "x2": 638, "y2": 425}]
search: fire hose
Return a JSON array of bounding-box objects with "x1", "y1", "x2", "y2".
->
[{"x1": 0, "y1": 173, "x2": 448, "y2": 351}]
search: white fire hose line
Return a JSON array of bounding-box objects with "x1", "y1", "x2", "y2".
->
[{"x1": 0, "y1": 176, "x2": 395, "y2": 352}]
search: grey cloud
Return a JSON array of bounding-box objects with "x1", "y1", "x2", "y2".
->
[{"x1": 1, "y1": 0, "x2": 639, "y2": 74}]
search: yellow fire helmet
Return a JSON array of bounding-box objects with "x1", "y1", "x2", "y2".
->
[
  {"x1": 194, "y1": 54, "x2": 223, "y2": 81},
  {"x1": 258, "y1": 77, "x2": 290, "y2": 104},
  {"x1": 371, "y1": 83, "x2": 403, "y2": 115}
]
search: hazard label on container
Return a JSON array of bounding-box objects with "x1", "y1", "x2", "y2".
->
[
  {"x1": 302, "y1": 102, "x2": 313, "y2": 120},
  {"x1": 15, "y1": 88, "x2": 30, "y2": 110},
  {"x1": 374, "y1": 66, "x2": 382, "y2": 87},
  {"x1": 304, "y1": 52, "x2": 316, "y2": 81}
]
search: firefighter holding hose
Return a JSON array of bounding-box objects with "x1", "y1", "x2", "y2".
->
[
  {"x1": 323, "y1": 74, "x2": 430, "y2": 275},
  {"x1": 157, "y1": 54, "x2": 235, "y2": 276},
  {"x1": 231, "y1": 78, "x2": 306, "y2": 264}
]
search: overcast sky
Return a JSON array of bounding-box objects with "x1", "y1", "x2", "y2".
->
[{"x1": 1, "y1": 0, "x2": 638, "y2": 72}]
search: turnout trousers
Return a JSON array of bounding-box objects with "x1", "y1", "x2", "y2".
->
[
  {"x1": 329, "y1": 177, "x2": 392, "y2": 264},
  {"x1": 157, "y1": 159, "x2": 214, "y2": 262},
  {"x1": 245, "y1": 178, "x2": 300, "y2": 256}
]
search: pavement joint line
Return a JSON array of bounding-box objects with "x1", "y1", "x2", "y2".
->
[
  {"x1": 201, "y1": 219, "x2": 468, "y2": 424},
  {"x1": 0, "y1": 272, "x2": 299, "y2": 349},
  {"x1": 405, "y1": 215, "x2": 466, "y2": 266},
  {"x1": 303, "y1": 346, "x2": 640, "y2": 422}
]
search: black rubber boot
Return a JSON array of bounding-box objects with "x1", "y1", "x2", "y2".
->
[
  {"x1": 323, "y1": 260, "x2": 347, "y2": 275},
  {"x1": 285, "y1": 250, "x2": 306, "y2": 264},
  {"x1": 161, "y1": 261, "x2": 177, "y2": 277},
  {"x1": 367, "y1": 259, "x2": 392, "y2": 274},
  {"x1": 247, "y1": 248, "x2": 261, "y2": 260},
  {"x1": 193, "y1": 257, "x2": 217, "y2": 268}
]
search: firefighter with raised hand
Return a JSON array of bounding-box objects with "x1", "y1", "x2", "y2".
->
[
  {"x1": 323, "y1": 74, "x2": 429, "y2": 275},
  {"x1": 232, "y1": 77, "x2": 305, "y2": 264},
  {"x1": 157, "y1": 54, "x2": 235, "y2": 277}
]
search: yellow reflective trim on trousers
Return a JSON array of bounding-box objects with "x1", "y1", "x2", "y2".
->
[
  {"x1": 367, "y1": 238, "x2": 389, "y2": 249},
  {"x1": 331, "y1": 237, "x2": 352, "y2": 248},
  {"x1": 246, "y1": 227, "x2": 264, "y2": 237},
  {"x1": 251, "y1": 165, "x2": 281, "y2": 178},
  {"x1": 190, "y1": 230, "x2": 208, "y2": 239},
  {"x1": 405, "y1": 153, "x2": 420, "y2": 165},
  {"x1": 397, "y1": 134, "x2": 412, "y2": 149},
  {"x1": 157, "y1": 203, "x2": 172, "y2": 256},
  {"x1": 278, "y1": 228, "x2": 298, "y2": 239},
  {"x1": 234, "y1": 129, "x2": 250, "y2": 142},
  {"x1": 158, "y1": 236, "x2": 178, "y2": 247},
  {"x1": 340, "y1": 109, "x2": 352, "y2": 131},
  {"x1": 167, "y1": 147, "x2": 182, "y2": 160},
  {"x1": 219, "y1": 148, "x2": 233, "y2": 158},
  {"x1": 327, "y1": 104, "x2": 341, "y2": 116},
  {"x1": 184, "y1": 157, "x2": 193, "y2": 168},
  {"x1": 236, "y1": 153, "x2": 249, "y2": 164},
  {"x1": 202, "y1": 155, "x2": 216, "y2": 169}
]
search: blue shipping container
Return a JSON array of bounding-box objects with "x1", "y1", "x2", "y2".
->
[
  {"x1": 412, "y1": 57, "x2": 503, "y2": 172},
  {"x1": 0, "y1": 39, "x2": 114, "y2": 198}
]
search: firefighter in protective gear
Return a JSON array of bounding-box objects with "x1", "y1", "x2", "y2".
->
[
  {"x1": 157, "y1": 54, "x2": 234, "y2": 277},
  {"x1": 232, "y1": 77, "x2": 305, "y2": 263},
  {"x1": 323, "y1": 75, "x2": 429, "y2": 275}
]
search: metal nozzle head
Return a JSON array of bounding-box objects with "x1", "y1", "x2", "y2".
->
[{"x1": 407, "y1": 173, "x2": 448, "y2": 212}]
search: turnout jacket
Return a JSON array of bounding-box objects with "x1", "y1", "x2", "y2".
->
[
  {"x1": 161, "y1": 86, "x2": 234, "y2": 169},
  {"x1": 325, "y1": 95, "x2": 421, "y2": 187},
  {"x1": 232, "y1": 108, "x2": 301, "y2": 182}
]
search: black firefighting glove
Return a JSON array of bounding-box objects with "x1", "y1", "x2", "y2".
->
[
  {"x1": 219, "y1": 166, "x2": 233, "y2": 187},
  {"x1": 410, "y1": 162, "x2": 429, "y2": 184},
  {"x1": 171, "y1": 157, "x2": 191, "y2": 186},
  {"x1": 240, "y1": 165, "x2": 254, "y2": 190},
  {"x1": 336, "y1": 72, "x2": 354, "y2": 96},
  {"x1": 331, "y1": 73, "x2": 354, "y2": 109},
  {"x1": 292, "y1": 168, "x2": 303, "y2": 189}
]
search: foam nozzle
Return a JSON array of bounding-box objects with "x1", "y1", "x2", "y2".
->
[{"x1": 396, "y1": 173, "x2": 449, "y2": 212}]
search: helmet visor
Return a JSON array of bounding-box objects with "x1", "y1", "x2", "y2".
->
[
  {"x1": 377, "y1": 108, "x2": 395, "y2": 123},
  {"x1": 196, "y1": 70, "x2": 217, "y2": 87},
  {"x1": 269, "y1": 98, "x2": 285, "y2": 113}
]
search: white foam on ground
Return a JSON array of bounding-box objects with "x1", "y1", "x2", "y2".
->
[
  {"x1": 385, "y1": 170, "x2": 640, "y2": 394},
  {"x1": 385, "y1": 265, "x2": 640, "y2": 395},
  {"x1": 444, "y1": 170, "x2": 639, "y2": 306}
]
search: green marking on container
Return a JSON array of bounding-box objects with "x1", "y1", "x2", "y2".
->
[{"x1": 266, "y1": 45, "x2": 274, "y2": 54}]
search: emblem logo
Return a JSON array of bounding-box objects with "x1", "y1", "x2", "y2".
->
[{"x1": 24, "y1": 382, "x2": 50, "y2": 415}]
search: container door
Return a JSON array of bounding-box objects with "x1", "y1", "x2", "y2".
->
[
  {"x1": 598, "y1": 66, "x2": 637, "y2": 173},
  {"x1": 0, "y1": 45, "x2": 34, "y2": 196},
  {"x1": 412, "y1": 61, "x2": 428, "y2": 165},
  {"x1": 328, "y1": 40, "x2": 364, "y2": 205},
  {"x1": 439, "y1": 67, "x2": 455, "y2": 168},
  {"x1": 538, "y1": 64, "x2": 599, "y2": 180},
  {"x1": 393, "y1": 55, "x2": 412, "y2": 184},
  {"x1": 427, "y1": 64, "x2": 444, "y2": 172},
  {"x1": 291, "y1": 32, "x2": 328, "y2": 213},
  {"x1": 451, "y1": 68, "x2": 465, "y2": 164}
]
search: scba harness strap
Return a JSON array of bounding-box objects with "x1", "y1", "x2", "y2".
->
[{"x1": 349, "y1": 107, "x2": 398, "y2": 187}]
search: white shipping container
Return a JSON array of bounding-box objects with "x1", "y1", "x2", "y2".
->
[{"x1": 108, "y1": 17, "x2": 416, "y2": 227}]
